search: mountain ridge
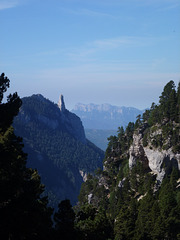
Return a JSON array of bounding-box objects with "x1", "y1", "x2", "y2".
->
[
  {"x1": 73, "y1": 102, "x2": 144, "y2": 112},
  {"x1": 72, "y1": 102, "x2": 144, "y2": 130},
  {"x1": 13, "y1": 94, "x2": 104, "y2": 206}
]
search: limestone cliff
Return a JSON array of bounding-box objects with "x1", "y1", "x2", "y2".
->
[
  {"x1": 58, "y1": 94, "x2": 86, "y2": 144},
  {"x1": 129, "y1": 128, "x2": 180, "y2": 183}
]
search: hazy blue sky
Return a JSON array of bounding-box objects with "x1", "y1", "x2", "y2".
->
[{"x1": 1, "y1": 0, "x2": 180, "y2": 110}]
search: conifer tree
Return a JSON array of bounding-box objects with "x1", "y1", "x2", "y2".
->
[
  {"x1": 114, "y1": 199, "x2": 137, "y2": 240},
  {"x1": 75, "y1": 204, "x2": 112, "y2": 240},
  {"x1": 134, "y1": 190, "x2": 155, "y2": 240},
  {"x1": 177, "y1": 81, "x2": 180, "y2": 122},
  {"x1": 158, "y1": 178, "x2": 179, "y2": 239},
  {"x1": 54, "y1": 199, "x2": 76, "y2": 240},
  {"x1": 0, "y1": 73, "x2": 53, "y2": 239},
  {"x1": 159, "y1": 80, "x2": 176, "y2": 120}
]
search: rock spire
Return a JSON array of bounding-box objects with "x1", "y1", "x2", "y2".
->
[{"x1": 58, "y1": 94, "x2": 66, "y2": 112}]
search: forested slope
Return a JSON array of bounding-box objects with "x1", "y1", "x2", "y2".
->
[
  {"x1": 13, "y1": 94, "x2": 104, "y2": 206},
  {"x1": 77, "y1": 80, "x2": 180, "y2": 240}
]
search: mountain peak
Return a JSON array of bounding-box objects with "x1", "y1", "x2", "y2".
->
[{"x1": 58, "y1": 94, "x2": 66, "y2": 112}]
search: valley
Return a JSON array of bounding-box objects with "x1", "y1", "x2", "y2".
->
[{"x1": 1, "y1": 74, "x2": 180, "y2": 239}]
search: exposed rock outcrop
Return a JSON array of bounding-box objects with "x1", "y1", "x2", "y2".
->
[
  {"x1": 129, "y1": 131, "x2": 180, "y2": 183},
  {"x1": 129, "y1": 133, "x2": 149, "y2": 169},
  {"x1": 58, "y1": 95, "x2": 86, "y2": 144},
  {"x1": 79, "y1": 170, "x2": 88, "y2": 182},
  {"x1": 58, "y1": 94, "x2": 66, "y2": 112}
]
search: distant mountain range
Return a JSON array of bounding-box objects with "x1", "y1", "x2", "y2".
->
[
  {"x1": 72, "y1": 103, "x2": 144, "y2": 130},
  {"x1": 72, "y1": 103, "x2": 144, "y2": 150},
  {"x1": 13, "y1": 94, "x2": 104, "y2": 207}
]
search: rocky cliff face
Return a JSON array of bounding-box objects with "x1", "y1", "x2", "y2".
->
[
  {"x1": 58, "y1": 95, "x2": 86, "y2": 143},
  {"x1": 129, "y1": 129, "x2": 180, "y2": 183},
  {"x1": 79, "y1": 118, "x2": 180, "y2": 207}
]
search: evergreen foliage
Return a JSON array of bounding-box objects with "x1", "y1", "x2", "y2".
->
[
  {"x1": 54, "y1": 199, "x2": 77, "y2": 240},
  {"x1": 139, "y1": 80, "x2": 180, "y2": 152},
  {"x1": 78, "y1": 80, "x2": 180, "y2": 239},
  {"x1": 75, "y1": 204, "x2": 113, "y2": 240},
  {"x1": 0, "y1": 73, "x2": 53, "y2": 240}
]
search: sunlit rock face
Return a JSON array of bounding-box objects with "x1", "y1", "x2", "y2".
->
[
  {"x1": 58, "y1": 94, "x2": 66, "y2": 113},
  {"x1": 129, "y1": 133, "x2": 149, "y2": 170},
  {"x1": 129, "y1": 132, "x2": 180, "y2": 183},
  {"x1": 79, "y1": 170, "x2": 88, "y2": 182}
]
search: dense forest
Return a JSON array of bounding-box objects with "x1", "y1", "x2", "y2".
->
[
  {"x1": 0, "y1": 73, "x2": 180, "y2": 239},
  {"x1": 78, "y1": 80, "x2": 180, "y2": 240}
]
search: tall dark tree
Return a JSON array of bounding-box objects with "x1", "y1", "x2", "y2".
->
[
  {"x1": 114, "y1": 199, "x2": 137, "y2": 240},
  {"x1": 0, "y1": 73, "x2": 9, "y2": 102},
  {"x1": 177, "y1": 81, "x2": 180, "y2": 122},
  {"x1": 159, "y1": 80, "x2": 176, "y2": 120},
  {"x1": 159, "y1": 80, "x2": 176, "y2": 105},
  {"x1": 75, "y1": 204, "x2": 112, "y2": 240},
  {"x1": 134, "y1": 191, "x2": 155, "y2": 240},
  {"x1": 158, "y1": 179, "x2": 179, "y2": 239},
  {"x1": 0, "y1": 73, "x2": 53, "y2": 240},
  {"x1": 54, "y1": 199, "x2": 76, "y2": 240}
]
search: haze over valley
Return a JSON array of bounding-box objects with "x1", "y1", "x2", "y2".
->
[{"x1": 72, "y1": 102, "x2": 144, "y2": 150}]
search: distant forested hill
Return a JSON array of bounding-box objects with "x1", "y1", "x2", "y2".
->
[{"x1": 13, "y1": 94, "x2": 104, "y2": 207}]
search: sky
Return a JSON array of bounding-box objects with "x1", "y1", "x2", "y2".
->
[{"x1": 0, "y1": 0, "x2": 180, "y2": 110}]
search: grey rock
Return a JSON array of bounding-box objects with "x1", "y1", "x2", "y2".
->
[
  {"x1": 129, "y1": 131, "x2": 180, "y2": 183},
  {"x1": 58, "y1": 95, "x2": 86, "y2": 143},
  {"x1": 88, "y1": 193, "x2": 93, "y2": 204},
  {"x1": 58, "y1": 94, "x2": 66, "y2": 113},
  {"x1": 79, "y1": 170, "x2": 88, "y2": 182}
]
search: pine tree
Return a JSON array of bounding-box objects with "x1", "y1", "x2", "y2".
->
[
  {"x1": 54, "y1": 199, "x2": 76, "y2": 240},
  {"x1": 114, "y1": 199, "x2": 137, "y2": 240},
  {"x1": 159, "y1": 80, "x2": 176, "y2": 120},
  {"x1": 75, "y1": 204, "x2": 112, "y2": 240},
  {"x1": 0, "y1": 73, "x2": 53, "y2": 239},
  {"x1": 158, "y1": 178, "x2": 179, "y2": 239},
  {"x1": 177, "y1": 81, "x2": 180, "y2": 122},
  {"x1": 134, "y1": 190, "x2": 155, "y2": 240},
  {"x1": 169, "y1": 88, "x2": 177, "y2": 121}
]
